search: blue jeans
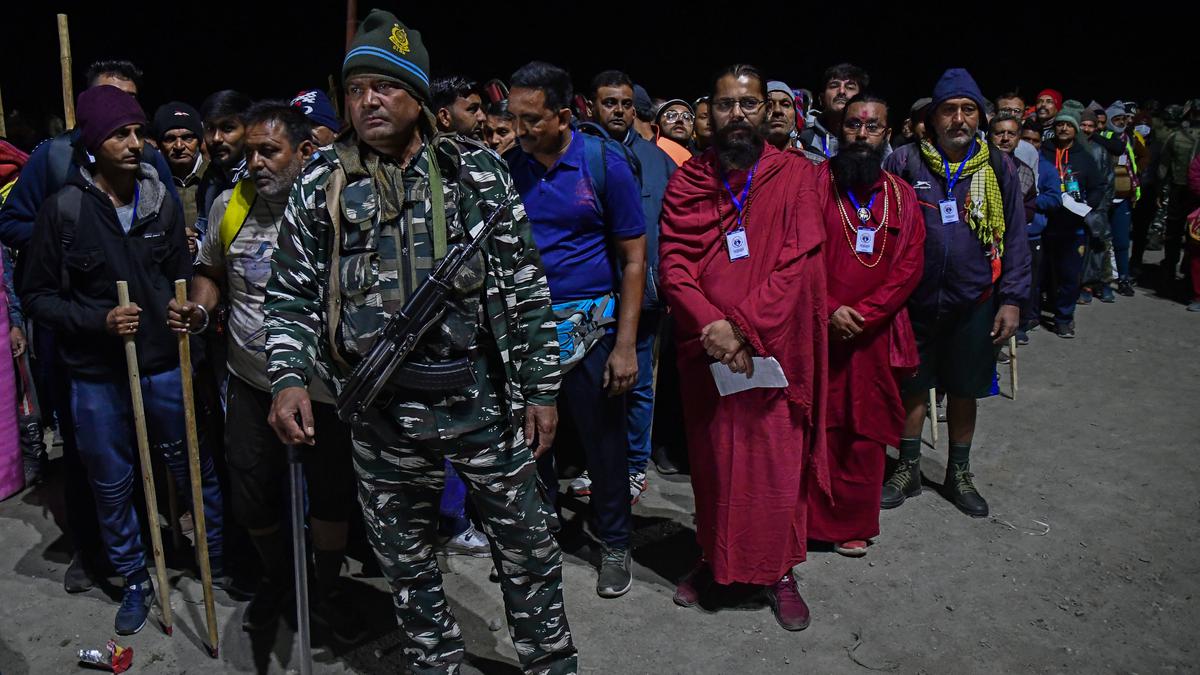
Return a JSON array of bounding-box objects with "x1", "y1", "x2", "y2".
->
[
  {"x1": 1110, "y1": 200, "x2": 1133, "y2": 280},
  {"x1": 1042, "y1": 228, "x2": 1086, "y2": 324},
  {"x1": 537, "y1": 333, "x2": 631, "y2": 547},
  {"x1": 625, "y1": 308, "x2": 661, "y2": 475},
  {"x1": 71, "y1": 368, "x2": 224, "y2": 579}
]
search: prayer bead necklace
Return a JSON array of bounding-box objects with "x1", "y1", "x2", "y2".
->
[{"x1": 831, "y1": 172, "x2": 901, "y2": 269}]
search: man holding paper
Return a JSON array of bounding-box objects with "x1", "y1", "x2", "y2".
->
[
  {"x1": 809, "y1": 93, "x2": 925, "y2": 557},
  {"x1": 1040, "y1": 108, "x2": 1104, "y2": 337},
  {"x1": 658, "y1": 64, "x2": 829, "y2": 632}
]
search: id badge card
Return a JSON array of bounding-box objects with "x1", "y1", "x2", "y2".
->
[
  {"x1": 939, "y1": 199, "x2": 959, "y2": 224},
  {"x1": 856, "y1": 227, "x2": 876, "y2": 254},
  {"x1": 1118, "y1": 154, "x2": 1128, "y2": 166},
  {"x1": 726, "y1": 228, "x2": 750, "y2": 261}
]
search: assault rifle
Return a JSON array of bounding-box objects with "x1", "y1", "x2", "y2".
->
[{"x1": 335, "y1": 196, "x2": 513, "y2": 424}]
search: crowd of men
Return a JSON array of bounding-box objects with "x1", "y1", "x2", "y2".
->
[{"x1": 0, "y1": 9, "x2": 1198, "y2": 674}]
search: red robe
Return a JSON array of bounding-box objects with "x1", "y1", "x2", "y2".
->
[
  {"x1": 659, "y1": 144, "x2": 829, "y2": 586},
  {"x1": 808, "y1": 164, "x2": 924, "y2": 542}
]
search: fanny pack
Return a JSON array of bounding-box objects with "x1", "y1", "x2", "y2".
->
[{"x1": 553, "y1": 293, "x2": 616, "y2": 372}]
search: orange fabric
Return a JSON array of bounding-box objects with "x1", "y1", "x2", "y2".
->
[{"x1": 657, "y1": 136, "x2": 693, "y2": 167}]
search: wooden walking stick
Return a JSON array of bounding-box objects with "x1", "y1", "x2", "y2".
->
[
  {"x1": 174, "y1": 280, "x2": 219, "y2": 658},
  {"x1": 57, "y1": 14, "x2": 75, "y2": 129},
  {"x1": 1008, "y1": 335, "x2": 1019, "y2": 399},
  {"x1": 117, "y1": 281, "x2": 173, "y2": 635},
  {"x1": 927, "y1": 387, "x2": 938, "y2": 444},
  {"x1": 0, "y1": 85, "x2": 7, "y2": 138},
  {"x1": 345, "y1": 0, "x2": 358, "y2": 52}
]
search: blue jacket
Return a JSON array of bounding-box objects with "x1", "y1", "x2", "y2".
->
[
  {"x1": 1039, "y1": 141, "x2": 1104, "y2": 236},
  {"x1": 1028, "y1": 155, "x2": 1062, "y2": 240},
  {"x1": 622, "y1": 130, "x2": 676, "y2": 306},
  {"x1": 883, "y1": 141, "x2": 1031, "y2": 315},
  {"x1": 0, "y1": 130, "x2": 178, "y2": 250}
]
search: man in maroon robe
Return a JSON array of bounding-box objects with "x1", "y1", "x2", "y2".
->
[
  {"x1": 808, "y1": 94, "x2": 925, "y2": 557},
  {"x1": 658, "y1": 64, "x2": 829, "y2": 632}
]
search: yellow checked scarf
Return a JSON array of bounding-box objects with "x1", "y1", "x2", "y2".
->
[{"x1": 919, "y1": 139, "x2": 1006, "y2": 259}]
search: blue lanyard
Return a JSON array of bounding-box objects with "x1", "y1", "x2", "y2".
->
[
  {"x1": 720, "y1": 159, "x2": 760, "y2": 228},
  {"x1": 820, "y1": 134, "x2": 831, "y2": 158},
  {"x1": 131, "y1": 185, "x2": 140, "y2": 219},
  {"x1": 938, "y1": 140, "x2": 975, "y2": 193},
  {"x1": 846, "y1": 188, "x2": 878, "y2": 220}
]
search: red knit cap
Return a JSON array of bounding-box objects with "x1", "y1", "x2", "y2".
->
[{"x1": 1036, "y1": 88, "x2": 1063, "y2": 110}]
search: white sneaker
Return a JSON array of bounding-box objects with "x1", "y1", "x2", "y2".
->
[
  {"x1": 569, "y1": 472, "x2": 593, "y2": 496},
  {"x1": 444, "y1": 524, "x2": 491, "y2": 557},
  {"x1": 629, "y1": 472, "x2": 648, "y2": 504}
]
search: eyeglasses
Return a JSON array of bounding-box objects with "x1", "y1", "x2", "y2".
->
[
  {"x1": 843, "y1": 119, "x2": 887, "y2": 135},
  {"x1": 662, "y1": 110, "x2": 695, "y2": 123},
  {"x1": 998, "y1": 106, "x2": 1024, "y2": 116},
  {"x1": 711, "y1": 98, "x2": 765, "y2": 114}
]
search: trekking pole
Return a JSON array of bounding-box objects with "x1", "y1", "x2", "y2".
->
[
  {"x1": 57, "y1": 14, "x2": 75, "y2": 129},
  {"x1": 345, "y1": 0, "x2": 358, "y2": 52},
  {"x1": 117, "y1": 281, "x2": 173, "y2": 635},
  {"x1": 927, "y1": 387, "x2": 938, "y2": 444},
  {"x1": 1008, "y1": 335, "x2": 1018, "y2": 399},
  {"x1": 174, "y1": 280, "x2": 219, "y2": 658},
  {"x1": 288, "y1": 440, "x2": 313, "y2": 675}
]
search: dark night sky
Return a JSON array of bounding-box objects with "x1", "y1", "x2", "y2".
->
[{"x1": 3, "y1": 2, "x2": 1195, "y2": 145}]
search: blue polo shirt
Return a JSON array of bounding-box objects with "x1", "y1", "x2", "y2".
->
[{"x1": 507, "y1": 132, "x2": 645, "y2": 302}]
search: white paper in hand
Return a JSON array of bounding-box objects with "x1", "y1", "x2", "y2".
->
[
  {"x1": 709, "y1": 357, "x2": 790, "y2": 396},
  {"x1": 1062, "y1": 193, "x2": 1092, "y2": 218}
]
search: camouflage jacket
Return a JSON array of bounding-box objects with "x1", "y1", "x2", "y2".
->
[{"x1": 264, "y1": 132, "x2": 560, "y2": 443}]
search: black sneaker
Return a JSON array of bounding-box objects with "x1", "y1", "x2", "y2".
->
[
  {"x1": 115, "y1": 579, "x2": 155, "y2": 635},
  {"x1": 596, "y1": 546, "x2": 632, "y2": 598},
  {"x1": 943, "y1": 464, "x2": 989, "y2": 517},
  {"x1": 1117, "y1": 280, "x2": 1135, "y2": 297},
  {"x1": 880, "y1": 458, "x2": 921, "y2": 509},
  {"x1": 651, "y1": 446, "x2": 680, "y2": 475},
  {"x1": 1055, "y1": 321, "x2": 1075, "y2": 339},
  {"x1": 242, "y1": 576, "x2": 288, "y2": 632}
]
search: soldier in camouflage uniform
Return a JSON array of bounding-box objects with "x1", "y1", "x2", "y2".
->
[{"x1": 262, "y1": 11, "x2": 576, "y2": 674}]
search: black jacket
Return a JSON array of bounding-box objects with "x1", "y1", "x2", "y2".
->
[{"x1": 19, "y1": 163, "x2": 191, "y2": 379}]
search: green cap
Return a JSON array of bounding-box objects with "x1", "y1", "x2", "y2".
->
[{"x1": 342, "y1": 10, "x2": 431, "y2": 103}]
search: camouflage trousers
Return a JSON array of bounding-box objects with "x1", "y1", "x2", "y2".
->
[{"x1": 352, "y1": 418, "x2": 577, "y2": 675}]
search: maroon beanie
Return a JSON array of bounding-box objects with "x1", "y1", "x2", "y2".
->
[{"x1": 77, "y1": 85, "x2": 147, "y2": 153}]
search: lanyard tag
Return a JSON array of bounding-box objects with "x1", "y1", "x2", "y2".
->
[
  {"x1": 726, "y1": 228, "x2": 750, "y2": 261},
  {"x1": 855, "y1": 227, "x2": 876, "y2": 254},
  {"x1": 939, "y1": 199, "x2": 959, "y2": 224}
]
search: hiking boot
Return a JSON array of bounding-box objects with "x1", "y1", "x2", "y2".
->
[
  {"x1": 673, "y1": 561, "x2": 712, "y2": 608},
  {"x1": 115, "y1": 579, "x2": 155, "y2": 635},
  {"x1": 313, "y1": 591, "x2": 369, "y2": 644},
  {"x1": 880, "y1": 458, "x2": 921, "y2": 509},
  {"x1": 568, "y1": 472, "x2": 593, "y2": 497},
  {"x1": 629, "y1": 472, "x2": 648, "y2": 504},
  {"x1": 766, "y1": 573, "x2": 810, "y2": 631},
  {"x1": 943, "y1": 464, "x2": 989, "y2": 518},
  {"x1": 21, "y1": 450, "x2": 47, "y2": 488},
  {"x1": 64, "y1": 553, "x2": 94, "y2": 594},
  {"x1": 243, "y1": 576, "x2": 288, "y2": 632},
  {"x1": 444, "y1": 524, "x2": 491, "y2": 557},
  {"x1": 596, "y1": 545, "x2": 632, "y2": 598},
  {"x1": 1117, "y1": 279, "x2": 1135, "y2": 297}
]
